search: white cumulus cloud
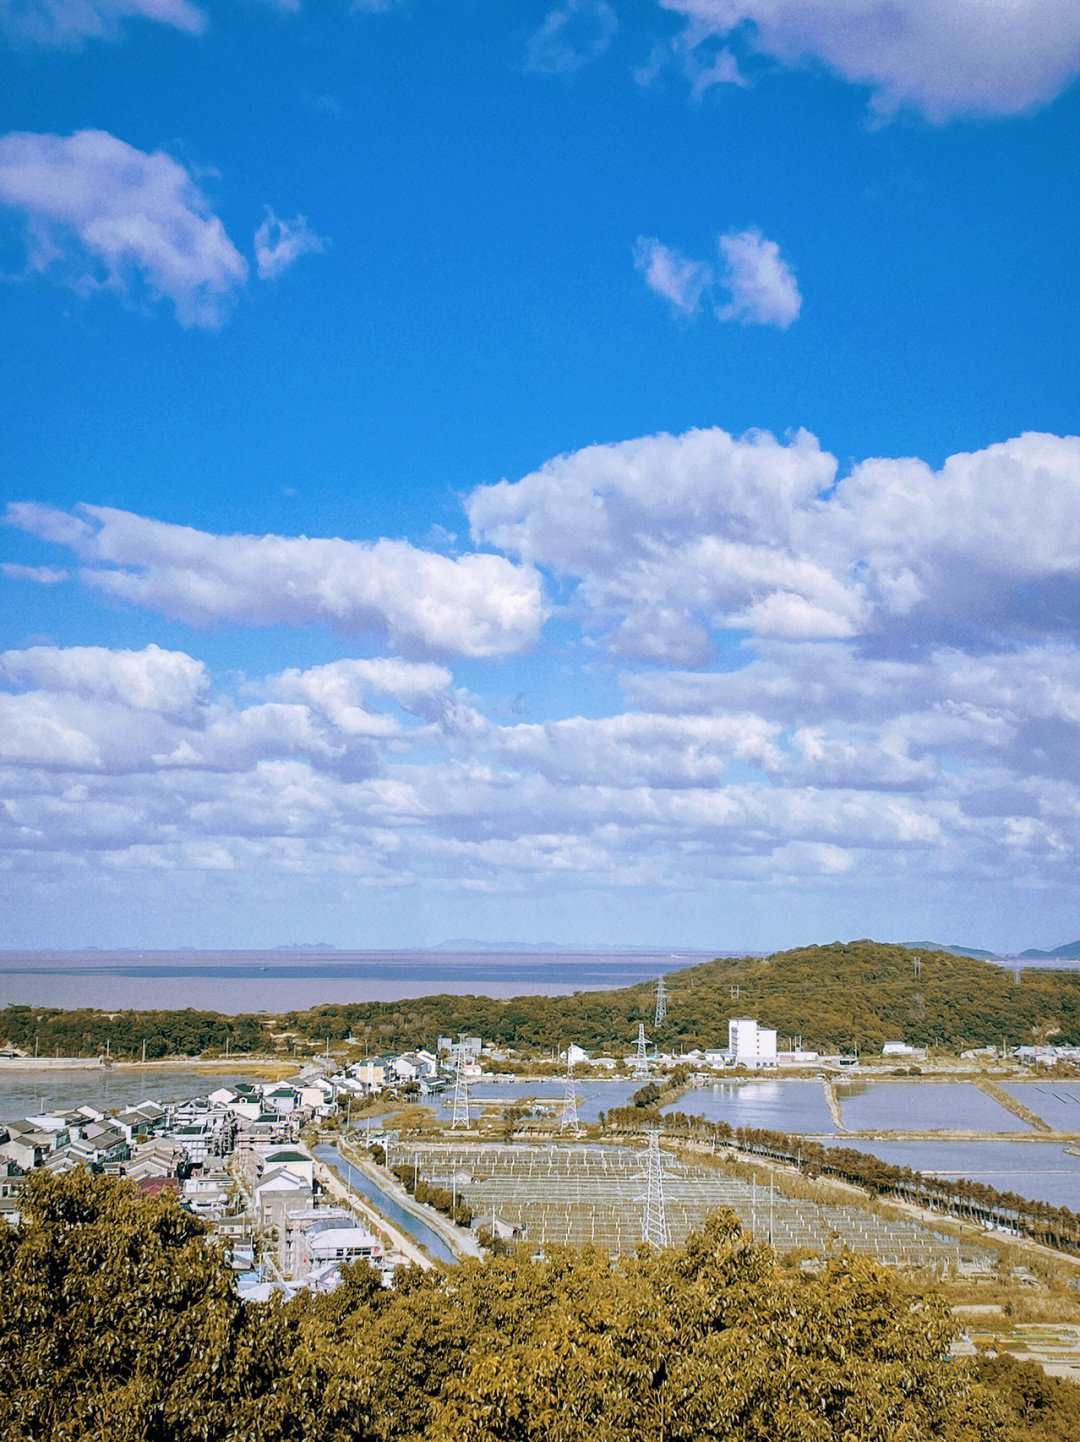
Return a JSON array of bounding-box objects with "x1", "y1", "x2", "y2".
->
[
  {"x1": 660, "y1": 0, "x2": 1080, "y2": 120},
  {"x1": 5, "y1": 502, "x2": 546, "y2": 659},
  {"x1": 0, "y1": 643, "x2": 208, "y2": 718},
  {"x1": 0, "y1": 130, "x2": 247, "y2": 327},
  {"x1": 467, "y1": 425, "x2": 846, "y2": 658},
  {"x1": 468, "y1": 425, "x2": 1080, "y2": 662}
]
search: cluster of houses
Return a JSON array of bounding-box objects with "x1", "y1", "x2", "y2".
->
[
  {"x1": 0, "y1": 1069, "x2": 393, "y2": 1297},
  {"x1": 0, "y1": 1044, "x2": 488, "y2": 1297}
]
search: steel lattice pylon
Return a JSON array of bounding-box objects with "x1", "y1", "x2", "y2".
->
[
  {"x1": 560, "y1": 1052, "x2": 580, "y2": 1132},
  {"x1": 641, "y1": 1130, "x2": 670, "y2": 1249},
  {"x1": 655, "y1": 976, "x2": 667, "y2": 1027},
  {"x1": 450, "y1": 1041, "x2": 471, "y2": 1130},
  {"x1": 633, "y1": 1021, "x2": 650, "y2": 1078}
]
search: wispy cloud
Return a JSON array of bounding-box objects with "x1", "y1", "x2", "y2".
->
[
  {"x1": 254, "y1": 209, "x2": 327, "y2": 281},
  {"x1": 0, "y1": 0, "x2": 205, "y2": 46},
  {"x1": 633, "y1": 236, "x2": 712, "y2": 316},
  {"x1": 526, "y1": 0, "x2": 617, "y2": 76},
  {"x1": 634, "y1": 227, "x2": 800, "y2": 329},
  {"x1": 716, "y1": 227, "x2": 801, "y2": 328}
]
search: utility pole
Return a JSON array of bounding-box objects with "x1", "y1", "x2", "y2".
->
[
  {"x1": 633, "y1": 1022, "x2": 651, "y2": 1079},
  {"x1": 560, "y1": 1049, "x2": 580, "y2": 1132},
  {"x1": 451, "y1": 1037, "x2": 471, "y2": 1130},
  {"x1": 641, "y1": 1131, "x2": 670, "y2": 1249}
]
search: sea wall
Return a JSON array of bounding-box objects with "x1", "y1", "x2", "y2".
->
[{"x1": 0, "y1": 1056, "x2": 105, "y2": 1071}]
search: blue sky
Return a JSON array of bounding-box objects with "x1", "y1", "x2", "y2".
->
[{"x1": 1, "y1": 0, "x2": 1078, "y2": 953}]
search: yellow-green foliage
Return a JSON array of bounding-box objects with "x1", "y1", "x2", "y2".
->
[
  {"x1": 280, "y1": 940, "x2": 1080, "y2": 1052},
  {"x1": 0, "y1": 1170, "x2": 1040, "y2": 1441}
]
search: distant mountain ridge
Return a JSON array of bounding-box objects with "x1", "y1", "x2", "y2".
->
[
  {"x1": 1018, "y1": 939, "x2": 1080, "y2": 960},
  {"x1": 902, "y1": 941, "x2": 998, "y2": 960}
]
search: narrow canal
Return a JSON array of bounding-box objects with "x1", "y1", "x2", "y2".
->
[{"x1": 313, "y1": 1143, "x2": 459, "y2": 1266}]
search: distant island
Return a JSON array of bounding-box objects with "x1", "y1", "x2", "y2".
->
[{"x1": 5, "y1": 939, "x2": 1080, "y2": 1060}]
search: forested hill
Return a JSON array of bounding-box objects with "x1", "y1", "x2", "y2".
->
[
  {"x1": 286, "y1": 940, "x2": 1080, "y2": 1055},
  {"x1": 6, "y1": 942, "x2": 1080, "y2": 1058}
]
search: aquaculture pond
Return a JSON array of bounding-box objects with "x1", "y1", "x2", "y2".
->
[
  {"x1": 823, "y1": 1138, "x2": 1080, "y2": 1211},
  {"x1": 1001, "y1": 1082, "x2": 1080, "y2": 1132},
  {"x1": 665, "y1": 1078, "x2": 837, "y2": 1135},
  {"x1": 429, "y1": 1078, "x2": 640, "y2": 1124},
  {"x1": 836, "y1": 1081, "x2": 1029, "y2": 1133}
]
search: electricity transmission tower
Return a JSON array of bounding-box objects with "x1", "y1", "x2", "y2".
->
[
  {"x1": 633, "y1": 1022, "x2": 651, "y2": 1078},
  {"x1": 655, "y1": 976, "x2": 667, "y2": 1028},
  {"x1": 560, "y1": 1050, "x2": 580, "y2": 1132},
  {"x1": 450, "y1": 1039, "x2": 471, "y2": 1130},
  {"x1": 640, "y1": 1130, "x2": 670, "y2": 1249}
]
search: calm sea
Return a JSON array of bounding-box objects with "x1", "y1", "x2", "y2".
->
[{"x1": 0, "y1": 949, "x2": 715, "y2": 1013}]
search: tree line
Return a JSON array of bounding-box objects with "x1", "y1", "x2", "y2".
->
[
  {"x1": 0, "y1": 1004, "x2": 265, "y2": 1060},
  {"x1": 390, "y1": 1161, "x2": 473, "y2": 1228},
  {"x1": 7, "y1": 941, "x2": 1080, "y2": 1058}
]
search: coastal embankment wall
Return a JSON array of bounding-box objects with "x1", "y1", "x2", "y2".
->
[{"x1": 0, "y1": 1056, "x2": 104, "y2": 1071}]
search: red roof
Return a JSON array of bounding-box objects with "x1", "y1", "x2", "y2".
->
[{"x1": 136, "y1": 1177, "x2": 180, "y2": 1196}]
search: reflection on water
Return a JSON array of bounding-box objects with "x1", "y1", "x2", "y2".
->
[{"x1": 664, "y1": 1079, "x2": 836, "y2": 1134}]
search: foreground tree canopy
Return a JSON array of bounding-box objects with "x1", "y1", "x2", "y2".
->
[{"x1": 3, "y1": 1172, "x2": 1077, "y2": 1441}]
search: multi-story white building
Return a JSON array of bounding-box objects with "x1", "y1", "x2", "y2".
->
[{"x1": 728, "y1": 1017, "x2": 777, "y2": 1069}]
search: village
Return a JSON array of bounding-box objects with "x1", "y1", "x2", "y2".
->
[
  {"x1": 3, "y1": 1013, "x2": 1080, "y2": 1301},
  {"x1": 0, "y1": 1016, "x2": 870, "y2": 1293}
]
